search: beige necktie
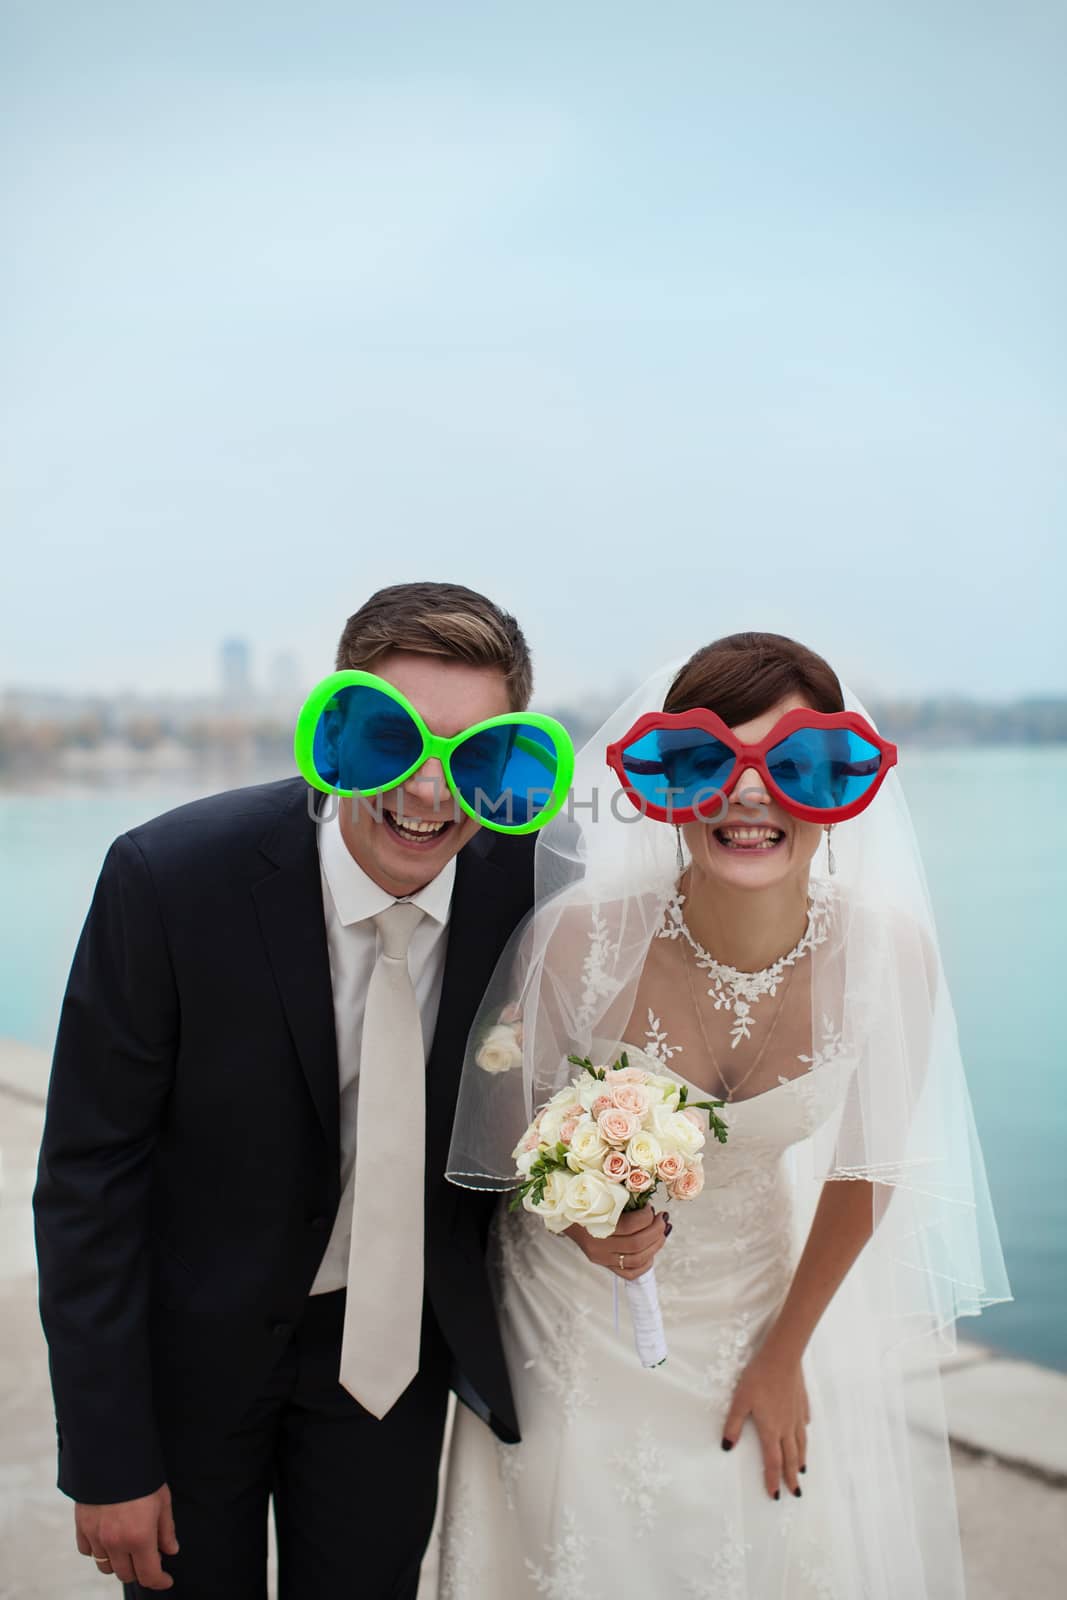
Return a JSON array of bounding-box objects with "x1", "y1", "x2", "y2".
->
[{"x1": 339, "y1": 900, "x2": 426, "y2": 1417}]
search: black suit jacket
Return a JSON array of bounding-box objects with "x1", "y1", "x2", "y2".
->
[{"x1": 33, "y1": 776, "x2": 532, "y2": 1504}]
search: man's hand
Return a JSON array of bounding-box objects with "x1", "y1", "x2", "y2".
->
[
  {"x1": 75, "y1": 1484, "x2": 178, "y2": 1589},
  {"x1": 564, "y1": 1205, "x2": 671, "y2": 1279}
]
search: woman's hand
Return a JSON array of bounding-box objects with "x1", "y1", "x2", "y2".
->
[
  {"x1": 721, "y1": 1348, "x2": 810, "y2": 1500},
  {"x1": 564, "y1": 1206, "x2": 671, "y2": 1280}
]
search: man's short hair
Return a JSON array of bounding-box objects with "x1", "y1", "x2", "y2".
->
[{"x1": 335, "y1": 581, "x2": 533, "y2": 710}]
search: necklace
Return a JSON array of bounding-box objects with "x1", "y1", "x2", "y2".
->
[
  {"x1": 659, "y1": 876, "x2": 833, "y2": 1048},
  {"x1": 681, "y1": 936, "x2": 795, "y2": 1102}
]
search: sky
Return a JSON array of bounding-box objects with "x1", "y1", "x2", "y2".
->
[{"x1": 2, "y1": 0, "x2": 1064, "y2": 708}]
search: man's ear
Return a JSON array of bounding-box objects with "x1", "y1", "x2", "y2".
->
[{"x1": 319, "y1": 703, "x2": 343, "y2": 776}]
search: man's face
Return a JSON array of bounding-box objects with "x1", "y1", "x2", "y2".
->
[{"x1": 337, "y1": 650, "x2": 513, "y2": 897}]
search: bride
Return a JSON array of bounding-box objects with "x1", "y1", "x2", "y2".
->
[{"x1": 438, "y1": 632, "x2": 1009, "y2": 1598}]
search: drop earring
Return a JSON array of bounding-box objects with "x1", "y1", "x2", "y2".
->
[
  {"x1": 825, "y1": 824, "x2": 836, "y2": 876},
  {"x1": 675, "y1": 825, "x2": 685, "y2": 874}
]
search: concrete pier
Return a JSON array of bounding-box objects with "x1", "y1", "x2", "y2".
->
[{"x1": 2, "y1": 1044, "x2": 1063, "y2": 1599}]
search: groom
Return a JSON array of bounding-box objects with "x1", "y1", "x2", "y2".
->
[{"x1": 33, "y1": 582, "x2": 538, "y2": 1597}]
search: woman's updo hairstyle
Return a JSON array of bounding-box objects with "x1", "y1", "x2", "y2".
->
[{"x1": 665, "y1": 632, "x2": 845, "y2": 723}]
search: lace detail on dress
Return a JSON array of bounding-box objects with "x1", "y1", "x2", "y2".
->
[
  {"x1": 797, "y1": 1553, "x2": 839, "y2": 1600},
  {"x1": 498, "y1": 1212, "x2": 596, "y2": 1409},
  {"x1": 525, "y1": 1507, "x2": 598, "y2": 1597},
  {"x1": 702, "y1": 1309, "x2": 756, "y2": 1413},
  {"x1": 575, "y1": 904, "x2": 619, "y2": 1035},
  {"x1": 653, "y1": 1210, "x2": 707, "y2": 1315},
  {"x1": 682, "y1": 1531, "x2": 750, "y2": 1599},
  {"x1": 609, "y1": 1420, "x2": 673, "y2": 1536},
  {"x1": 797, "y1": 1015, "x2": 847, "y2": 1074},
  {"x1": 522, "y1": 1291, "x2": 595, "y2": 1409},
  {"x1": 495, "y1": 1438, "x2": 524, "y2": 1513},
  {"x1": 437, "y1": 1483, "x2": 477, "y2": 1600},
  {"x1": 644, "y1": 1006, "x2": 683, "y2": 1064}
]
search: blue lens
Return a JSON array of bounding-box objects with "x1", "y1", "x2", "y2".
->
[
  {"x1": 450, "y1": 722, "x2": 562, "y2": 826},
  {"x1": 312, "y1": 684, "x2": 424, "y2": 792},
  {"x1": 766, "y1": 727, "x2": 882, "y2": 810},
  {"x1": 619, "y1": 728, "x2": 736, "y2": 814}
]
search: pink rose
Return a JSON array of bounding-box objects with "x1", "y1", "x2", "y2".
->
[
  {"x1": 591, "y1": 1095, "x2": 614, "y2": 1118},
  {"x1": 669, "y1": 1163, "x2": 705, "y2": 1200},
  {"x1": 603, "y1": 1150, "x2": 631, "y2": 1183},
  {"x1": 656, "y1": 1151, "x2": 686, "y2": 1182},
  {"x1": 522, "y1": 1129, "x2": 541, "y2": 1152},
  {"x1": 559, "y1": 1116, "x2": 581, "y2": 1143},
  {"x1": 626, "y1": 1166, "x2": 654, "y2": 1194},
  {"x1": 597, "y1": 1108, "x2": 642, "y2": 1147},
  {"x1": 611, "y1": 1084, "x2": 650, "y2": 1115},
  {"x1": 683, "y1": 1108, "x2": 704, "y2": 1128},
  {"x1": 611, "y1": 1066, "x2": 649, "y2": 1085}
]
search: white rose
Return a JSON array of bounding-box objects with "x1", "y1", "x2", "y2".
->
[
  {"x1": 562, "y1": 1170, "x2": 629, "y2": 1238},
  {"x1": 476, "y1": 1023, "x2": 523, "y2": 1075},
  {"x1": 577, "y1": 1075, "x2": 607, "y2": 1112},
  {"x1": 643, "y1": 1074, "x2": 681, "y2": 1110},
  {"x1": 651, "y1": 1104, "x2": 706, "y2": 1157},
  {"x1": 515, "y1": 1146, "x2": 540, "y2": 1176},
  {"x1": 539, "y1": 1099, "x2": 582, "y2": 1147},
  {"x1": 523, "y1": 1169, "x2": 575, "y2": 1233},
  {"x1": 566, "y1": 1118, "x2": 608, "y2": 1171},
  {"x1": 625, "y1": 1130, "x2": 663, "y2": 1172}
]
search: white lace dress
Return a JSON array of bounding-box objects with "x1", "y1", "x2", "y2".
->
[{"x1": 435, "y1": 1040, "x2": 861, "y2": 1600}]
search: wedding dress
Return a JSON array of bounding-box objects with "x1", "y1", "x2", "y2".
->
[
  {"x1": 440, "y1": 661, "x2": 1008, "y2": 1599},
  {"x1": 435, "y1": 1028, "x2": 945, "y2": 1599}
]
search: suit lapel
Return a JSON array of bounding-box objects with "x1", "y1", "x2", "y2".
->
[{"x1": 251, "y1": 781, "x2": 340, "y2": 1156}]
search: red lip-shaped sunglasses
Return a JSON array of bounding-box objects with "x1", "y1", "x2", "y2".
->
[{"x1": 606, "y1": 707, "x2": 898, "y2": 825}]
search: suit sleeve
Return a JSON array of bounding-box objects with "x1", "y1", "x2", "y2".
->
[{"x1": 33, "y1": 832, "x2": 178, "y2": 1503}]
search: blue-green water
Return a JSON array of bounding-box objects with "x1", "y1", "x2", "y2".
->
[{"x1": 2, "y1": 753, "x2": 1064, "y2": 1370}]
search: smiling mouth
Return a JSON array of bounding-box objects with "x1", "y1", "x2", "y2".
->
[
  {"x1": 713, "y1": 826, "x2": 785, "y2": 852},
  {"x1": 383, "y1": 810, "x2": 455, "y2": 848}
]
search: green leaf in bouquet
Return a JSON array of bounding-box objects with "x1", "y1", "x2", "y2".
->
[
  {"x1": 568, "y1": 1053, "x2": 602, "y2": 1081},
  {"x1": 689, "y1": 1098, "x2": 730, "y2": 1145}
]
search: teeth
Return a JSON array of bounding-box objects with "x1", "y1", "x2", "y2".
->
[
  {"x1": 716, "y1": 827, "x2": 783, "y2": 849},
  {"x1": 388, "y1": 815, "x2": 448, "y2": 836}
]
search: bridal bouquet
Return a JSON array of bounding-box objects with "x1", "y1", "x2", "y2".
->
[{"x1": 509, "y1": 1051, "x2": 728, "y2": 1367}]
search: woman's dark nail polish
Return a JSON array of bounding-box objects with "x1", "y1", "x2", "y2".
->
[
  {"x1": 721, "y1": 1439, "x2": 733, "y2": 1452},
  {"x1": 774, "y1": 1490, "x2": 781, "y2": 1501},
  {"x1": 664, "y1": 1222, "x2": 674, "y2": 1238},
  {"x1": 800, "y1": 1465, "x2": 807, "y2": 1474},
  {"x1": 794, "y1": 1487, "x2": 803, "y2": 1498}
]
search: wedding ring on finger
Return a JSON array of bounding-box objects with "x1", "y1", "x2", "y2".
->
[{"x1": 618, "y1": 1253, "x2": 625, "y2": 1272}]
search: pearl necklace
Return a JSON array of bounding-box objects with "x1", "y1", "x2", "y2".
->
[{"x1": 659, "y1": 877, "x2": 835, "y2": 1049}]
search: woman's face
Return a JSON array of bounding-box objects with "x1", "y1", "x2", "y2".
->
[{"x1": 679, "y1": 693, "x2": 826, "y2": 891}]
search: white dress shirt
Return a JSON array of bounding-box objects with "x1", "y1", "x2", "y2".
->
[{"x1": 310, "y1": 808, "x2": 456, "y2": 1295}]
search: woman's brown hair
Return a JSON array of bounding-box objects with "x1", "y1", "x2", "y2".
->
[{"x1": 665, "y1": 632, "x2": 844, "y2": 724}]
